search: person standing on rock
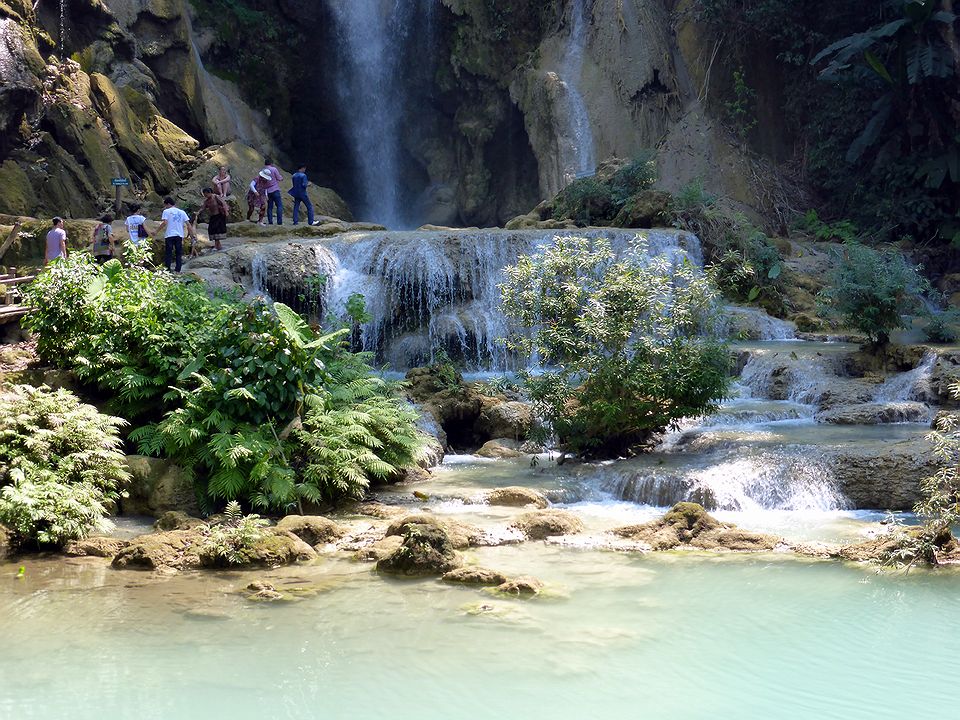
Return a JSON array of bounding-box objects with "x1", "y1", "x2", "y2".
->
[
  {"x1": 199, "y1": 187, "x2": 228, "y2": 252},
  {"x1": 212, "y1": 166, "x2": 232, "y2": 198},
  {"x1": 91, "y1": 215, "x2": 116, "y2": 264},
  {"x1": 45, "y1": 217, "x2": 68, "y2": 264},
  {"x1": 247, "y1": 175, "x2": 268, "y2": 224},
  {"x1": 125, "y1": 204, "x2": 148, "y2": 247},
  {"x1": 151, "y1": 197, "x2": 192, "y2": 273},
  {"x1": 262, "y1": 157, "x2": 284, "y2": 225},
  {"x1": 288, "y1": 164, "x2": 315, "y2": 226}
]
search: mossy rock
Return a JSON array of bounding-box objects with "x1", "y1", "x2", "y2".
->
[
  {"x1": 611, "y1": 502, "x2": 780, "y2": 552},
  {"x1": 0, "y1": 161, "x2": 32, "y2": 216},
  {"x1": 377, "y1": 523, "x2": 462, "y2": 576}
]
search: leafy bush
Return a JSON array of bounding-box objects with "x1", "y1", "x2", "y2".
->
[
  {"x1": 818, "y1": 242, "x2": 929, "y2": 344},
  {"x1": 795, "y1": 210, "x2": 860, "y2": 243},
  {"x1": 671, "y1": 181, "x2": 783, "y2": 302},
  {"x1": 553, "y1": 154, "x2": 657, "y2": 226},
  {"x1": 922, "y1": 310, "x2": 958, "y2": 344},
  {"x1": 0, "y1": 385, "x2": 129, "y2": 547},
  {"x1": 201, "y1": 501, "x2": 270, "y2": 565},
  {"x1": 500, "y1": 235, "x2": 729, "y2": 457},
  {"x1": 21, "y1": 257, "x2": 425, "y2": 511}
]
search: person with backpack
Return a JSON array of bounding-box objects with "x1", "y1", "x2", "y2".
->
[
  {"x1": 125, "y1": 204, "x2": 149, "y2": 246},
  {"x1": 198, "y1": 187, "x2": 228, "y2": 252},
  {"x1": 288, "y1": 164, "x2": 315, "y2": 226},
  {"x1": 150, "y1": 197, "x2": 193, "y2": 272},
  {"x1": 91, "y1": 215, "x2": 116, "y2": 264},
  {"x1": 45, "y1": 217, "x2": 68, "y2": 265}
]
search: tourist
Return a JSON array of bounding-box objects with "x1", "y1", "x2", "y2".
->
[
  {"x1": 91, "y1": 215, "x2": 115, "y2": 264},
  {"x1": 212, "y1": 166, "x2": 232, "y2": 198},
  {"x1": 247, "y1": 175, "x2": 268, "y2": 224},
  {"x1": 125, "y1": 204, "x2": 148, "y2": 246},
  {"x1": 151, "y1": 197, "x2": 192, "y2": 273},
  {"x1": 199, "y1": 187, "x2": 228, "y2": 252},
  {"x1": 288, "y1": 164, "x2": 316, "y2": 226},
  {"x1": 45, "y1": 217, "x2": 68, "y2": 264},
  {"x1": 262, "y1": 157, "x2": 284, "y2": 225}
]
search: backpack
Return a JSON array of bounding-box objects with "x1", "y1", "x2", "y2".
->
[{"x1": 137, "y1": 223, "x2": 148, "y2": 239}]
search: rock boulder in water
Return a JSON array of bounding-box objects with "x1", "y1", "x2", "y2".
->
[
  {"x1": 511, "y1": 510, "x2": 584, "y2": 540},
  {"x1": 816, "y1": 401, "x2": 931, "y2": 425},
  {"x1": 385, "y1": 513, "x2": 484, "y2": 550},
  {"x1": 275, "y1": 515, "x2": 347, "y2": 547},
  {"x1": 830, "y1": 437, "x2": 941, "y2": 510},
  {"x1": 64, "y1": 536, "x2": 129, "y2": 558},
  {"x1": 442, "y1": 567, "x2": 509, "y2": 586},
  {"x1": 484, "y1": 486, "x2": 548, "y2": 508},
  {"x1": 496, "y1": 576, "x2": 544, "y2": 597},
  {"x1": 377, "y1": 523, "x2": 462, "y2": 577},
  {"x1": 611, "y1": 502, "x2": 780, "y2": 552},
  {"x1": 111, "y1": 529, "x2": 203, "y2": 571},
  {"x1": 475, "y1": 400, "x2": 533, "y2": 441},
  {"x1": 476, "y1": 439, "x2": 525, "y2": 459},
  {"x1": 155, "y1": 511, "x2": 205, "y2": 531}
]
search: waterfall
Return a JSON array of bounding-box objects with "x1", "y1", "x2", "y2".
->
[
  {"x1": 874, "y1": 352, "x2": 938, "y2": 402},
  {"x1": 59, "y1": 0, "x2": 68, "y2": 58},
  {"x1": 556, "y1": 0, "x2": 596, "y2": 186},
  {"x1": 722, "y1": 306, "x2": 796, "y2": 340},
  {"x1": 326, "y1": 0, "x2": 421, "y2": 229}
]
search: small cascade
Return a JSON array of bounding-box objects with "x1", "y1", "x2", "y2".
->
[
  {"x1": 556, "y1": 0, "x2": 596, "y2": 185},
  {"x1": 598, "y1": 447, "x2": 849, "y2": 512},
  {"x1": 737, "y1": 351, "x2": 836, "y2": 406},
  {"x1": 251, "y1": 254, "x2": 270, "y2": 301},
  {"x1": 326, "y1": 0, "x2": 421, "y2": 228},
  {"x1": 722, "y1": 305, "x2": 796, "y2": 341},
  {"x1": 874, "y1": 352, "x2": 938, "y2": 402}
]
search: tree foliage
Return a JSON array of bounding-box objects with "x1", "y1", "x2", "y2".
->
[{"x1": 500, "y1": 235, "x2": 729, "y2": 457}]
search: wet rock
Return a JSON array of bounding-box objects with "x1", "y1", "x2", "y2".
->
[
  {"x1": 611, "y1": 502, "x2": 780, "y2": 552},
  {"x1": 831, "y1": 437, "x2": 941, "y2": 510},
  {"x1": 475, "y1": 400, "x2": 532, "y2": 441},
  {"x1": 244, "y1": 581, "x2": 284, "y2": 602},
  {"x1": 64, "y1": 536, "x2": 129, "y2": 558},
  {"x1": 112, "y1": 529, "x2": 203, "y2": 571},
  {"x1": 354, "y1": 535, "x2": 404, "y2": 562},
  {"x1": 124, "y1": 455, "x2": 199, "y2": 518},
  {"x1": 354, "y1": 503, "x2": 408, "y2": 520},
  {"x1": 511, "y1": 510, "x2": 584, "y2": 540},
  {"x1": 197, "y1": 530, "x2": 317, "y2": 569},
  {"x1": 385, "y1": 513, "x2": 485, "y2": 550},
  {"x1": 276, "y1": 515, "x2": 347, "y2": 547},
  {"x1": 154, "y1": 511, "x2": 205, "y2": 531},
  {"x1": 495, "y1": 576, "x2": 544, "y2": 597},
  {"x1": 839, "y1": 526, "x2": 957, "y2": 564},
  {"x1": 484, "y1": 486, "x2": 549, "y2": 509},
  {"x1": 476, "y1": 439, "x2": 525, "y2": 459},
  {"x1": 442, "y1": 567, "x2": 509, "y2": 586},
  {"x1": 611, "y1": 189, "x2": 674, "y2": 228},
  {"x1": 816, "y1": 402, "x2": 931, "y2": 425},
  {"x1": 376, "y1": 523, "x2": 462, "y2": 577}
]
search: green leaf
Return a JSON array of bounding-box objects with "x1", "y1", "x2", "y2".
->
[
  {"x1": 85, "y1": 275, "x2": 106, "y2": 303},
  {"x1": 748, "y1": 286, "x2": 761, "y2": 301},
  {"x1": 863, "y1": 50, "x2": 893, "y2": 84},
  {"x1": 767, "y1": 264, "x2": 782, "y2": 280},
  {"x1": 273, "y1": 302, "x2": 311, "y2": 348}
]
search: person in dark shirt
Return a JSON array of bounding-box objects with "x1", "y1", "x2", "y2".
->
[{"x1": 288, "y1": 165, "x2": 315, "y2": 226}]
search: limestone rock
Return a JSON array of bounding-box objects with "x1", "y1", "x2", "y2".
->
[
  {"x1": 111, "y1": 529, "x2": 202, "y2": 571},
  {"x1": 354, "y1": 535, "x2": 404, "y2": 562},
  {"x1": 442, "y1": 566, "x2": 509, "y2": 586},
  {"x1": 496, "y1": 576, "x2": 544, "y2": 596},
  {"x1": 831, "y1": 437, "x2": 941, "y2": 510},
  {"x1": 611, "y1": 190, "x2": 674, "y2": 228},
  {"x1": 476, "y1": 438, "x2": 525, "y2": 459},
  {"x1": 124, "y1": 455, "x2": 199, "y2": 517},
  {"x1": 475, "y1": 400, "x2": 532, "y2": 440},
  {"x1": 275, "y1": 515, "x2": 347, "y2": 547},
  {"x1": 0, "y1": 18, "x2": 42, "y2": 152},
  {"x1": 839, "y1": 526, "x2": 957, "y2": 564},
  {"x1": 385, "y1": 513, "x2": 484, "y2": 550},
  {"x1": 0, "y1": 524, "x2": 12, "y2": 561},
  {"x1": 154, "y1": 511, "x2": 205, "y2": 531},
  {"x1": 354, "y1": 503, "x2": 408, "y2": 520},
  {"x1": 484, "y1": 486, "x2": 548, "y2": 509},
  {"x1": 64, "y1": 536, "x2": 128, "y2": 558},
  {"x1": 511, "y1": 510, "x2": 584, "y2": 540},
  {"x1": 148, "y1": 115, "x2": 200, "y2": 165},
  {"x1": 376, "y1": 523, "x2": 462, "y2": 577},
  {"x1": 197, "y1": 529, "x2": 317, "y2": 569},
  {"x1": 611, "y1": 502, "x2": 780, "y2": 552},
  {"x1": 816, "y1": 402, "x2": 932, "y2": 426}
]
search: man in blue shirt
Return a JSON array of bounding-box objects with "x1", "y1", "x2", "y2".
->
[{"x1": 288, "y1": 164, "x2": 315, "y2": 226}]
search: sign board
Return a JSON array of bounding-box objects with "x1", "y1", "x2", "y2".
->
[{"x1": 111, "y1": 178, "x2": 130, "y2": 187}]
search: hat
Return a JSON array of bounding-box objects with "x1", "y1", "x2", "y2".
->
[{"x1": 259, "y1": 169, "x2": 273, "y2": 180}]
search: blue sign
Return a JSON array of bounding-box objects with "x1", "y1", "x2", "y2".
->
[{"x1": 111, "y1": 178, "x2": 130, "y2": 187}]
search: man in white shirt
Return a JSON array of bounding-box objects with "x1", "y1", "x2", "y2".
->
[
  {"x1": 125, "y1": 204, "x2": 148, "y2": 246},
  {"x1": 151, "y1": 197, "x2": 193, "y2": 272}
]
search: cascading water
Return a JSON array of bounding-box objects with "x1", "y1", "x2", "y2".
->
[
  {"x1": 874, "y1": 351, "x2": 938, "y2": 402},
  {"x1": 556, "y1": 0, "x2": 596, "y2": 186},
  {"x1": 326, "y1": 0, "x2": 421, "y2": 228}
]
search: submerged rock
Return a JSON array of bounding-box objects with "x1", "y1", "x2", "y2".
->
[
  {"x1": 495, "y1": 576, "x2": 544, "y2": 597},
  {"x1": 276, "y1": 515, "x2": 347, "y2": 547},
  {"x1": 484, "y1": 486, "x2": 549, "y2": 509},
  {"x1": 611, "y1": 502, "x2": 780, "y2": 552},
  {"x1": 511, "y1": 510, "x2": 584, "y2": 540},
  {"x1": 442, "y1": 567, "x2": 509, "y2": 586},
  {"x1": 376, "y1": 523, "x2": 462, "y2": 577},
  {"x1": 64, "y1": 536, "x2": 128, "y2": 558}
]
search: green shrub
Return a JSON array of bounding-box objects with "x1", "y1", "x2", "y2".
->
[
  {"x1": 553, "y1": 154, "x2": 657, "y2": 226},
  {"x1": 795, "y1": 210, "x2": 860, "y2": 243},
  {"x1": 922, "y1": 310, "x2": 959, "y2": 344},
  {"x1": 0, "y1": 385, "x2": 129, "y2": 547},
  {"x1": 21, "y1": 257, "x2": 425, "y2": 511},
  {"x1": 818, "y1": 242, "x2": 929, "y2": 345},
  {"x1": 200, "y1": 501, "x2": 270, "y2": 565},
  {"x1": 500, "y1": 235, "x2": 729, "y2": 458}
]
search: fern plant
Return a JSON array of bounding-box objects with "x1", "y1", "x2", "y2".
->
[{"x1": 201, "y1": 500, "x2": 270, "y2": 565}]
